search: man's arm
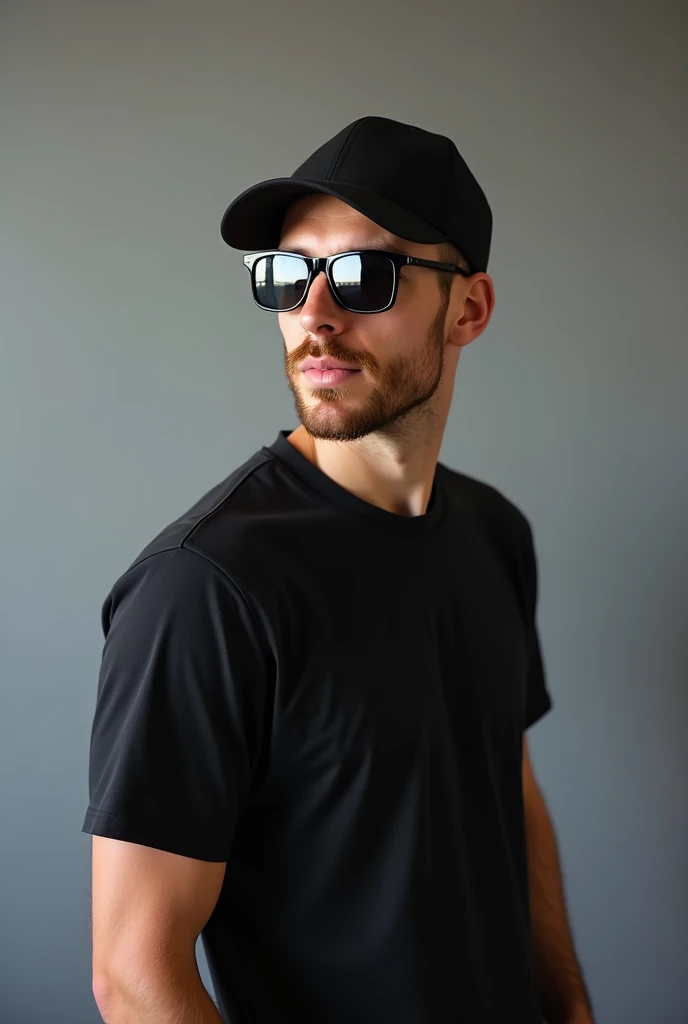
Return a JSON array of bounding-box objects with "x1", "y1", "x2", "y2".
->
[
  {"x1": 90, "y1": 835, "x2": 226, "y2": 1024},
  {"x1": 522, "y1": 738, "x2": 595, "y2": 1024}
]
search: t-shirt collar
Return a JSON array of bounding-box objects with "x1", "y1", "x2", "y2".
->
[{"x1": 264, "y1": 430, "x2": 446, "y2": 534}]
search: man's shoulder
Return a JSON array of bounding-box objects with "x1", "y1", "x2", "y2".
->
[
  {"x1": 439, "y1": 461, "x2": 532, "y2": 540},
  {"x1": 439, "y1": 463, "x2": 538, "y2": 605},
  {"x1": 112, "y1": 441, "x2": 311, "y2": 600},
  {"x1": 123, "y1": 447, "x2": 272, "y2": 569}
]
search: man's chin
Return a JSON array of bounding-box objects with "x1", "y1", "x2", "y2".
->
[
  {"x1": 290, "y1": 380, "x2": 391, "y2": 441},
  {"x1": 291, "y1": 397, "x2": 367, "y2": 440},
  {"x1": 300, "y1": 407, "x2": 362, "y2": 442}
]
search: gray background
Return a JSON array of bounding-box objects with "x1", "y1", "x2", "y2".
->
[{"x1": 1, "y1": 1, "x2": 686, "y2": 1022}]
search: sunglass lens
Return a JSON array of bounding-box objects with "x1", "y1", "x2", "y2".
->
[
  {"x1": 332, "y1": 254, "x2": 395, "y2": 312},
  {"x1": 254, "y1": 254, "x2": 309, "y2": 310}
]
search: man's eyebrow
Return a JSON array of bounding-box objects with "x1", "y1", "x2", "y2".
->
[
  {"x1": 277, "y1": 241, "x2": 413, "y2": 257},
  {"x1": 374, "y1": 242, "x2": 413, "y2": 256},
  {"x1": 276, "y1": 245, "x2": 315, "y2": 256}
]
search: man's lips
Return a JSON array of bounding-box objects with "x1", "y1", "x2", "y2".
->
[
  {"x1": 299, "y1": 358, "x2": 360, "y2": 372},
  {"x1": 299, "y1": 357, "x2": 362, "y2": 387},
  {"x1": 303, "y1": 367, "x2": 361, "y2": 386}
]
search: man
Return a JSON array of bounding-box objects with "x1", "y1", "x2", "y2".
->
[{"x1": 83, "y1": 116, "x2": 595, "y2": 1023}]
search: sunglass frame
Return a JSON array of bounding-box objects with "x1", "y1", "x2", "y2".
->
[{"x1": 242, "y1": 249, "x2": 471, "y2": 313}]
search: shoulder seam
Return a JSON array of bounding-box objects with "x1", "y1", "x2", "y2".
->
[
  {"x1": 179, "y1": 450, "x2": 273, "y2": 548},
  {"x1": 179, "y1": 543, "x2": 259, "y2": 631},
  {"x1": 118, "y1": 544, "x2": 268, "y2": 657}
]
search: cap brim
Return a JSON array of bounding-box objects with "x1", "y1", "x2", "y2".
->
[{"x1": 220, "y1": 178, "x2": 448, "y2": 250}]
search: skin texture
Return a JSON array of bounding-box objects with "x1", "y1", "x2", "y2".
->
[
  {"x1": 523, "y1": 739, "x2": 596, "y2": 1022},
  {"x1": 91, "y1": 837, "x2": 226, "y2": 1022}
]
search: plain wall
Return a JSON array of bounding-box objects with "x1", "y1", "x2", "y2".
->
[{"x1": 1, "y1": 1, "x2": 686, "y2": 1021}]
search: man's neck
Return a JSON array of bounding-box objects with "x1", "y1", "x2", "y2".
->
[{"x1": 286, "y1": 422, "x2": 444, "y2": 518}]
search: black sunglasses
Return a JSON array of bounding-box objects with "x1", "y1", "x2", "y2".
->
[{"x1": 243, "y1": 249, "x2": 471, "y2": 314}]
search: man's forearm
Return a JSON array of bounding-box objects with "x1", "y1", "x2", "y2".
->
[
  {"x1": 93, "y1": 952, "x2": 224, "y2": 1024},
  {"x1": 524, "y1": 791, "x2": 594, "y2": 1024}
]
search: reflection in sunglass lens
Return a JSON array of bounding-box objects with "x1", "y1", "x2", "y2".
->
[
  {"x1": 331, "y1": 253, "x2": 395, "y2": 312},
  {"x1": 254, "y1": 254, "x2": 309, "y2": 310}
]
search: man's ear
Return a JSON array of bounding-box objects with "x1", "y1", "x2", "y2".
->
[{"x1": 448, "y1": 274, "x2": 495, "y2": 349}]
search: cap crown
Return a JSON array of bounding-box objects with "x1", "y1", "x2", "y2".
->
[{"x1": 293, "y1": 116, "x2": 492, "y2": 271}]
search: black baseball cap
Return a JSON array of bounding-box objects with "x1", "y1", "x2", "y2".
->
[{"x1": 220, "y1": 116, "x2": 493, "y2": 273}]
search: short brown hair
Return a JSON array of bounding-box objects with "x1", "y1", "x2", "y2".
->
[{"x1": 436, "y1": 240, "x2": 472, "y2": 301}]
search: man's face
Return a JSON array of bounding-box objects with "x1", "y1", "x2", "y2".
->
[{"x1": 277, "y1": 195, "x2": 457, "y2": 442}]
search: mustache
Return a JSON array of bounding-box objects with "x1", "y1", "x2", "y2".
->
[{"x1": 287, "y1": 337, "x2": 379, "y2": 375}]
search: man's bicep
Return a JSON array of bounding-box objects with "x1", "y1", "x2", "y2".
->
[{"x1": 91, "y1": 834, "x2": 226, "y2": 981}]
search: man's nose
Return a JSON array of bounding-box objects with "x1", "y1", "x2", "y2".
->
[{"x1": 299, "y1": 270, "x2": 346, "y2": 335}]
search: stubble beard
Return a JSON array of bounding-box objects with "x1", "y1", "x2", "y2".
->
[{"x1": 284, "y1": 293, "x2": 450, "y2": 443}]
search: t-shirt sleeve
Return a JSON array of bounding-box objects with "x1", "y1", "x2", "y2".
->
[
  {"x1": 521, "y1": 517, "x2": 553, "y2": 730},
  {"x1": 81, "y1": 546, "x2": 273, "y2": 862}
]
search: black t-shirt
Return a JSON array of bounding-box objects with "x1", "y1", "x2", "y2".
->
[{"x1": 82, "y1": 430, "x2": 552, "y2": 1024}]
